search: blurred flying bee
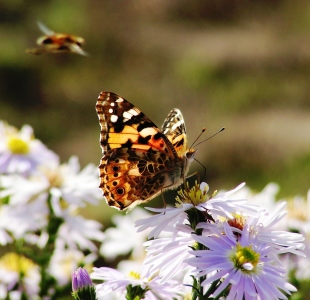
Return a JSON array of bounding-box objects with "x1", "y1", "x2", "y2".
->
[{"x1": 27, "y1": 22, "x2": 88, "y2": 56}]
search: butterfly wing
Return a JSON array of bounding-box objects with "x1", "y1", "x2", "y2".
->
[
  {"x1": 96, "y1": 91, "x2": 180, "y2": 210},
  {"x1": 161, "y1": 108, "x2": 188, "y2": 157}
]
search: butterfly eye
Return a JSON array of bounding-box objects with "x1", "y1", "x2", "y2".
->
[{"x1": 186, "y1": 149, "x2": 196, "y2": 159}]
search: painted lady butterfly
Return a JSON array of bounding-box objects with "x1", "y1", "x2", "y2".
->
[{"x1": 96, "y1": 91, "x2": 196, "y2": 210}]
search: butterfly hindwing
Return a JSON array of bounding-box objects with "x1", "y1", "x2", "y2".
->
[{"x1": 99, "y1": 148, "x2": 171, "y2": 210}]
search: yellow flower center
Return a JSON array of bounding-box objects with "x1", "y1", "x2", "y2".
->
[
  {"x1": 231, "y1": 243, "x2": 260, "y2": 273},
  {"x1": 128, "y1": 271, "x2": 141, "y2": 280},
  {"x1": 176, "y1": 181, "x2": 210, "y2": 206},
  {"x1": 0, "y1": 253, "x2": 36, "y2": 276},
  {"x1": 7, "y1": 136, "x2": 29, "y2": 154}
]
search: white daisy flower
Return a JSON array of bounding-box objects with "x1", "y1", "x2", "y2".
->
[
  {"x1": 56, "y1": 213, "x2": 105, "y2": 252},
  {"x1": 0, "y1": 227, "x2": 12, "y2": 246},
  {"x1": 196, "y1": 182, "x2": 260, "y2": 220},
  {"x1": 0, "y1": 173, "x2": 49, "y2": 205},
  {"x1": 143, "y1": 224, "x2": 196, "y2": 282},
  {"x1": 1, "y1": 156, "x2": 101, "y2": 210},
  {"x1": 286, "y1": 190, "x2": 310, "y2": 232},
  {"x1": 0, "y1": 194, "x2": 48, "y2": 241},
  {"x1": 0, "y1": 121, "x2": 58, "y2": 176},
  {"x1": 281, "y1": 189, "x2": 310, "y2": 280},
  {"x1": 228, "y1": 182, "x2": 280, "y2": 211},
  {"x1": 187, "y1": 222, "x2": 297, "y2": 300},
  {"x1": 135, "y1": 204, "x2": 192, "y2": 239},
  {"x1": 48, "y1": 247, "x2": 95, "y2": 287},
  {"x1": 47, "y1": 156, "x2": 103, "y2": 209},
  {"x1": 0, "y1": 253, "x2": 40, "y2": 299},
  {"x1": 91, "y1": 264, "x2": 183, "y2": 300},
  {"x1": 246, "y1": 201, "x2": 305, "y2": 257},
  {"x1": 100, "y1": 207, "x2": 152, "y2": 261},
  {"x1": 136, "y1": 182, "x2": 259, "y2": 239}
]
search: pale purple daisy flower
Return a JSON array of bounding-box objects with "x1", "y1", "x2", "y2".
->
[
  {"x1": 246, "y1": 201, "x2": 305, "y2": 257},
  {"x1": 72, "y1": 267, "x2": 93, "y2": 291},
  {"x1": 0, "y1": 122, "x2": 58, "y2": 176},
  {"x1": 187, "y1": 222, "x2": 297, "y2": 300},
  {"x1": 196, "y1": 183, "x2": 260, "y2": 220},
  {"x1": 100, "y1": 207, "x2": 152, "y2": 261},
  {"x1": 196, "y1": 201, "x2": 305, "y2": 259},
  {"x1": 143, "y1": 224, "x2": 196, "y2": 282},
  {"x1": 72, "y1": 268, "x2": 97, "y2": 300},
  {"x1": 91, "y1": 264, "x2": 183, "y2": 300},
  {"x1": 136, "y1": 182, "x2": 259, "y2": 239},
  {"x1": 135, "y1": 204, "x2": 192, "y2": 239}
]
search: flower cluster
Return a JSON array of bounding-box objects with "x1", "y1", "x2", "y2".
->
[
  {"x1": 91, "y1": 182, "x2": 306, "y2": 300},
  {"x1": 0, "y1": 121, "x2": 105, "y2": 299},
  {"x1": 1, "y1": 120, "x2": 308, "y2": 299}
]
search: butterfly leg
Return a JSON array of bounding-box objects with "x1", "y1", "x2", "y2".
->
[
  {"x1": 185, "y1": 171, "x2": 200, "y2": 182},
  {"x1": 161, "y1": 189, "x2": 167, "y2": 213}
]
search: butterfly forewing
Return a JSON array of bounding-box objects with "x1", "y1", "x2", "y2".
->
[
  {"x1": 96, "y1": 91, "x2": 194, "y2": 210},
  {"x1": 96, "y1": 92, "x2": 176, "y2": 156}
]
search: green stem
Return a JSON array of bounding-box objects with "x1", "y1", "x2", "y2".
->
[{"x1": 38, "y1": 193, "x2": 64, "y2": 298}]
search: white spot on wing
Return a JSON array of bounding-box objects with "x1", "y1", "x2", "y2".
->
[
  {"x1": 111, "y1": 115, "x2": 118, "y2": 123},
  {"x1": 116, "y1": 98, "x2": 123, "y2": 102},
  {"x1": 127, "y1": 108, "x2": 139, "y2": 116},
  {"x1": 110, "y1": 102, "x2": 115, "y2": 106},
  {"x1": 109, "y1": 108, "x2": 113, "y2": 113},
  {"x1": 140, "y1": 127, "x2": 157, "y2": 137},
  {"x1": 171, "y1": 120, "x2": 183, "y2": 131},
  {"x1": 123, "y1": 111, "x2": 133, "y2": 119}
]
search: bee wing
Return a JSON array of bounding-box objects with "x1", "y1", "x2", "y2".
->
[
  {"x1": 37, "y1": 21, "x2": 55, "y2": 35},
  {"x1": 68, "y1": 44, "x2": 89, "y2": 56}
]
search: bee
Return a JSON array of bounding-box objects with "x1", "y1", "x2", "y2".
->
[{"x1": 27, "y1": 22, "x2": 88, "y2": 56}]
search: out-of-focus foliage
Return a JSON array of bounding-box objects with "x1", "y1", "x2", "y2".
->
[{"x1": 1, "y1": 0, "x2": 310, "y2": 201}]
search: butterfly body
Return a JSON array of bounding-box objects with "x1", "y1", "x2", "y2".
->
[{"x1": 96, "y1": 92, "x2": 196, "y2": 210}]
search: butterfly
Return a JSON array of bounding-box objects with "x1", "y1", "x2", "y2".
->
[
  {"x1": 26, "y1": 22, "x2": 88, "y2": 56},
  {"x1": 96, "y1": 91, "x2": 196, "y2": 210}
]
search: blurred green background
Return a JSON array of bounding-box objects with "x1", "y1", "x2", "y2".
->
[{"x1": 1, "y1": 0, "x2": 310, "y2": 215}]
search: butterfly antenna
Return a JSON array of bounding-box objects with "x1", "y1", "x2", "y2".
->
[
  {"x1": 190, "y1": 127, "x2": 206, "y2": 149},
  {"x1": 194, "y1": 127, "x2": 225, "y2": 148}
]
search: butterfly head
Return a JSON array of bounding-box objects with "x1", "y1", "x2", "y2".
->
[{"x1": 186, "y1": 148, "x2": 197, "y2": 162}]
